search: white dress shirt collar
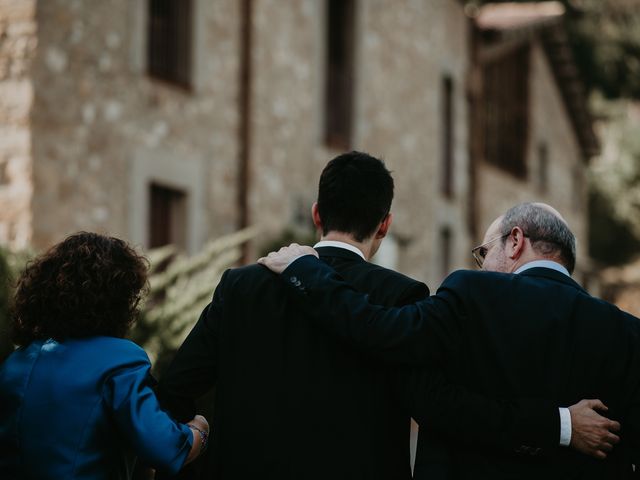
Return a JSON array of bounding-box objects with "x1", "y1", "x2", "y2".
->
[
  {"x1": 314, "y1": 240, "x2": 366, "y2": 260},
  {"x1": 514, "y1": 260, "x2": 570, "y2": 277}
]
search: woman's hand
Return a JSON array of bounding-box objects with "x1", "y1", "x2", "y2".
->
[{"x1": 185, "y1": 415, "x2": 210, "y2": 464}]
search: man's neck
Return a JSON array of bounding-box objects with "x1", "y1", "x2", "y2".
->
[
  {"x1": 510, "y1": 253, "x2": 567, "y2": 275},
  {"x1": 514, "y1": 259, "x2": 570, "y2": 277},
  {"x1": 319, "y1": 232, "x2": 373, "y2": 260}
]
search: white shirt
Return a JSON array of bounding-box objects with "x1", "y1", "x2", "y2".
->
[
  {"x1": 314, "y1": 240, "x2": 366, "y2": 260},
  {"x1": 515, "y1": 259, "x2": 570, "y2": 277},
  {"x1": 515, "y1": 259, "x2": 572, "y2": 447}
]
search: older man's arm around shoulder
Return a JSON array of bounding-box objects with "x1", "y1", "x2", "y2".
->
[{"x1": 259, "y1": 244, "x2": 621, "y2": 460}]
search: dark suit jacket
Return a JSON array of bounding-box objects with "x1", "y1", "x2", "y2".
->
[
  {"x1": 158, "y1": 246, "x2": 426, "y2": 479},
  {"x1": 282, "y1": 257, "x2": 640, "y2": 479},
  {"x1": 158, "y1": 249, "x2": 562, "y2": 479}
]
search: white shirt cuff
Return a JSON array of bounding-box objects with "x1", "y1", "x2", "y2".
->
[{"x1": 559, "y1": 407, "x2": 572, "y2": 447}]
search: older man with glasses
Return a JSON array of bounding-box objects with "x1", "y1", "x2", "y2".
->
[{"x1": 259, "y1": 202, "x2": 638, "y2": 480}]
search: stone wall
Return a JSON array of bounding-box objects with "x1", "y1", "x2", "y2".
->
[
  {"x1": 356, "y1": 0, "x2": 471, "y2": 286},
  {"x1": 29, "y1": 0, "x2": 242, "y2": 251},
  {"x1": 2, "y1": 0, "x2": 591, "y2": 290},
  {"x1": 249, "y1": 0, "x2": 324, "y2": 245},
  {"x1": 0, "y1": 0, "x2": 37, "y2": 249},
  {"x1": 247, "y1": 0, "x2": 471, "y2": 286}
]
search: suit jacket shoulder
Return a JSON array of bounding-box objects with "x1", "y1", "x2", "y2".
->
[
  {"x1": 318, "y1": 249, "x2": 429, "y2": 306},
  {"x1": 217, "y1": 263, "x2": 286, "y2": 305},
  {"x1": 224, "y1": 254, "x2": 430, "y2": 308}
]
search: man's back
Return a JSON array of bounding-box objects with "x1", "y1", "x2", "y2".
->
[
  {"x1": 256, "y1": 202, "x2": 635, "y2": 478},
  {"x1": 161, "y1": 246, "x2": 427, "y2": 479},
  {"x1": 419, "y1": 267, "x2": 640, "y2": 479}
]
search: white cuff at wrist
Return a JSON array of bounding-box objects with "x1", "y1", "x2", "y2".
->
[{"x1": 559, "y1": 407, "x2": 572, "y2": 447}]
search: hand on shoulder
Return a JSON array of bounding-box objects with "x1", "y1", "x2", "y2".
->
[{"x1": 257, "y1": 243, "x2": 318, "y2": 274}]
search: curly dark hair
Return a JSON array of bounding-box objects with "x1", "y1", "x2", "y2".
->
[{"x1": 11, "y1": 232, "x2": 149, "y2": 346}]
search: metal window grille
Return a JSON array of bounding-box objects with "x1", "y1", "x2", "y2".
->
[{"x1": 483, "y1": 45, "x2": 530, "y2": 179}]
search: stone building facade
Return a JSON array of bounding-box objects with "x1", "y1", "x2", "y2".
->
[
  {"x1": 0, "y1": 0, "x2": 596, "y2": 288},
  {"x1": 0, "y1": 0, "x2": 36, "y2": 248}
]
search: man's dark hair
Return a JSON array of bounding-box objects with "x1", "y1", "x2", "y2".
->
[
  {"x1": 317, "y1": 151, "x2": 394, "y2": 242},
  {"x1": 500, "y1": 203, "x2": 577, "y2": 274},
  {"x1": 11, "y1": 232, "x2": 149, "y2": 346}
]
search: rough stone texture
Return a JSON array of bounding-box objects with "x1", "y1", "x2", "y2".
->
[
  {"x1": 28, "y1": 0, "x2": 241, "y2": 251},
  {"x1": 0, "y1": 0, "x2": 36, "y2": 249},
  {"x1": 0, "y1": 0, "x2": 592, "y2": 289},
  {"x1": 476, "y1": 41, "x2": 590, "y2": 280},
  {"x1": 250, "y1": 0, "x2": 322, "y2": 240},
  {"x1": 356, "y1": 0, "x2": 471, "y2": 286},
  {"x1": 248, "y1": 0, "x2": 471, "y2": 286}
]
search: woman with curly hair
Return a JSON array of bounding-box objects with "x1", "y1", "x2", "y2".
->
[{"x1": 0, "y1": 232, "x2": 208, "y2": 479}]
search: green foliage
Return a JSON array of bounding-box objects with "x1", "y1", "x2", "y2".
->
[
  {"x1": 588, "y1": 97, "x2": 640, "y2": 263},
  {"x1": 0, "y1": 247, "x2": 32, "y2": 361},
  {"x1": 474, "y1": 0, "x2": 640, "y2": 99},
  {"x1": 132, "y1": 227, "x2": 259, "y2": 376},
  {"x1": 0, "y1": 247, "x2": 12, "y2": 360},
  {"x1": 567, "y1": 0, "x2": 640, "y2": 99},
  {"x1": 589, "y1": 189, "x2": 640, "y2": 265}
]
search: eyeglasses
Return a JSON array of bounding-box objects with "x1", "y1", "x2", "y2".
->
[{"x1": 471, "y1": 233, "x2": 509, "y2": 268}]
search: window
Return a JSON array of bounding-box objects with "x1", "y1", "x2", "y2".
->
[
  {"x1": 149, "y1": 183, "x2": 187, "y2": 249},
  {"x1": 0, "y1": 161, "x2": 7, "y2": 186},
  {"x1": 440, "y1": 227, "x2": 452, "y2": 279},
  {"x1": 147, "y1": 0, "x2": 193, "y2": 88},
  {"x1": 441, "y1": 75, "x2": 454, "y2": 198},
  {"x1": 324, "y1": 0, "x2": 356, "y2": 149},
  {"x1": 537, "y1": 142, "x2": 549, "y2": 193},
  {"x1": 572, "y1": 164, "x2": 583, "y2": 211},
  {"x1": 483, "y1": 45, "x2": 530, "y2": 178}
]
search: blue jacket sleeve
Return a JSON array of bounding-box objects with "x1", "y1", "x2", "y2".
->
[{"x1": 103, "y1": 345, "x2": 193, "y2": 475}]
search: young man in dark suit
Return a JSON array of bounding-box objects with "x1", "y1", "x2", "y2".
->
[
  {"x1": 160, "y1": 157, "x2": 613, "y2": 479},
  {"x1": 259, "y1": 202, "x2": 635, "y2": 479}
]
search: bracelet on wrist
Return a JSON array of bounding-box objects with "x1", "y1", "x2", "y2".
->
[{"x1": 187, "y1": 423, "x2": 209, "y2": 452}]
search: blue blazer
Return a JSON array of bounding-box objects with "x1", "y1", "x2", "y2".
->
[{"x1": 0, "y1": 336, "x2": 193, "y2": 479}]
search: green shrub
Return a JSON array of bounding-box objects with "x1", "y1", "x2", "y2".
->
[
  {"x1": 0, "y1": 247, "x2": 13, "y2": 361},
  {"x1": 133, "y1": 227, "x2": 259, "y2": 376},
  {"x1": 0, "y1": 247, "x2": 34, "y2": 361}
]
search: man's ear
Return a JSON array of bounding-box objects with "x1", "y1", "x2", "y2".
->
[
  {"x1": 311, "y1": 203, "x2": 322, "y2": 230},
  {"x1": 507, "y1": 226, "x2": 526, "y2": 260},
  {"x1": 375, "y1": 213, "x2": 393, "y2": 239}
]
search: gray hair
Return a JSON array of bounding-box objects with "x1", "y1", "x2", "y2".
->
[{"x1": 500, "y1": 203, "x2": 576, "y2": 274}]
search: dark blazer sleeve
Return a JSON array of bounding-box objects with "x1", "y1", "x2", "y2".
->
[
  {"x1": 394, "y1": 367, "x2": 560, "y2": 452},
  {"x1": 395, "y1": 280, "x2": 430, "y2": 306},
  {"x1": 157, "y1": 269, "x2": 228, "y2": 422},
  {"x1": 283, "y1": 255, "x2": 464, "y2": 365},
  {"x1": 622, "y1": 315, "x2": 640, "y2": 468},
  {"x1": 625, "y1": 385, "x2": 640, "y2": 468},
  {"x1": 285, "y1": 256, "x2": 562, "y2": 453}
]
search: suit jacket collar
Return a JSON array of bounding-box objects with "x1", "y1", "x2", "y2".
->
[
  {"x1": 518, "y1": 267, "x2": 588, "y2": 294},
  {"x1": 316, "y1": 246, "x2": 366, "y2": 263}
]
